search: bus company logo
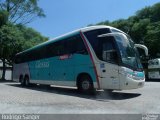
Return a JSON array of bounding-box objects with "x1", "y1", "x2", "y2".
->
[
  {"x1": 35, "y1": 61, "x2": 49, "y2": 68},
  {"x1": 59, "y1": 54, "x2": 72, "y2": 60}
]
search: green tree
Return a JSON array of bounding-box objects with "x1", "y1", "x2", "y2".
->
[
  {"x1": 0, "y1": 0, "x2": 45, "y2": 24},
  {"x1": 136, "y1": 6, "x2": 151, "y2": 19},
  {"x1": 131, "y1": 19, "x2": 150, "y2": 43},
  {"x1": 145, "y1": 22, "x2": 160, "y2": 58},
  {"x1": 0, "y1": 0, "x2": 47, "y2": 80},
  {"x1": 0, "y1": 24, "x2": 24, "y2": 80},
  {"x1": 0, "y1": 23, "x2": 48, "y2": 80},
  {"x1": 150, "y1": 3, "x2": 160, "y2": 22},
  {"x1": 110, "y1": 19, "x2": 131, "y2": 33},
  {"x1": 16, "y1": 24, "x2": 48, "y2": 49},
  {"x1": 0, "y1": 10, "x2": 8, "y2": 27}
]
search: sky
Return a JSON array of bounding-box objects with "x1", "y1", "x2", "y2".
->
[{"x1": 27, "y1": 0, "x2": 160, "y2": 39}]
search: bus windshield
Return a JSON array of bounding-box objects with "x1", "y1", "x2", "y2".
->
[{"x1": 115, "y1": 34, "x2": 143, "y2": 70}]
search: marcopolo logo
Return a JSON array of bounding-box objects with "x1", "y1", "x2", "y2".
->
[{"x1": 1, "y1": 114, "x2": 40, "y2": 120}]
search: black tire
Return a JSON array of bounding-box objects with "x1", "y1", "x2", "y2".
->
[
  {"x1": 24, "y1": 76, "x2": 30, "y2": 87},
  {"x1": 104, "y1": 89, "x2": 113, "y2": 92},
  {"x1": 78, "y1": 75, "x2": 94, "y2": 93},
  {"x1": 104, "y1": 89, "x2": 113, "y2": 95},
  {"x1": 20, "y1": 76, "x2": 25, "y2": 86}
]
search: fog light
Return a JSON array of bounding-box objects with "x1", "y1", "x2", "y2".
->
[
  {"x1": 138, "y1": 82, "x2": 143, "y2": 86},
  {"x1": 125, "y1": 82, "x2": 128, "y2": 85}
]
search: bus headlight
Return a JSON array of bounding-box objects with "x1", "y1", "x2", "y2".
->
[
  {"x1": 120, "y1": 68, "x2": 133, "y2": 79},
  {"x1": 120, "y1": 67, "x2": 145, "y2": 80},
  {"x1": 132, "y1": 72, "x2": 145, "y2": 80},
  {"x1": 127, "y1": 73, "x2": 133, "y2": 79},
  {"x1": 126, "y1": 72, "x2": 143, "y2": 80},
  {"x1": 132, "y1": 75, "x2": 139, "y2": 80}
]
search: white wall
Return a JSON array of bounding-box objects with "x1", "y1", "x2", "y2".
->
[{"x1": 0, "y1": 70, "x2": 12, "y2": 80}]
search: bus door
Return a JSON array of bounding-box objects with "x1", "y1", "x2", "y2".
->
[{"x1": 99, "y1": 36, "x2": 120, "y2": 89}]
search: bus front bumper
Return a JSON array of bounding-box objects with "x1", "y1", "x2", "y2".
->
[{"x1": 120, "y1": 78, "x2": 145, "y2": 90}]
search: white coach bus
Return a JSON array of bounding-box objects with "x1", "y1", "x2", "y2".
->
[{"x1": 13, "y1": 25, "x2": 148, "y2": 93}]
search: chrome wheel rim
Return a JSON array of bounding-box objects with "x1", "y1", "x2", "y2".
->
[{"x1": 82, "y1": 80, "x2": 90, "y2": 90}]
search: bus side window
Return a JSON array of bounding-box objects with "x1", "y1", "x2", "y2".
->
[
  {"x1": 46, "y1": 35, "x2": 88, "y2": 58},
  {"x1": 84, "y1": 28, "x2": 111, "y2": 59},
  {"x1": 64, "y1": 37, "x2": 76, "y2": 54},
  {"x1": 65, "y1": 35, "x2": 88, "y2": 55},
  {"x1": 56, "y1": 41, "x2": 65, "y2": 56},
  {"x1": 47, "y1": 41, "x2": 65, "y2": 57},
  {"x1": 75, "y1": 36, "x2": 88, "y2": 55},
  {"x1": 101, "y1": 37, "x2": 118, "y2": 64}
]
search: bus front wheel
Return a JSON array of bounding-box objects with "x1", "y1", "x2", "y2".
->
[{"x1": 78, "y1": 75, "x2": 94, "y2": 93}]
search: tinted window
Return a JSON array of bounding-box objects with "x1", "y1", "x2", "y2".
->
[
  {"x1": 100, "y1": 36, "x2": 118, "y2": 63},
  {"x1": 47, "y1": 35, "x2": 87, "y2": 56},
  {"x1": 84, "y1": 28, "x2": 111, "y2": 59},
  {"x1": 15, "y1": 34, "x2": 87, "y2": 64},
  {"x1": 65, "y1": 35, "x2": 88, "y2": 55}
]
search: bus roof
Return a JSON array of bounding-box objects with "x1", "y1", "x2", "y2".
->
[{"x1": 16, "y1": 25, "x2": 124, "y2": 56}]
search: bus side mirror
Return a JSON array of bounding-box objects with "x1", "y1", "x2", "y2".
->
[{"x1": 135, "y1": 44, "x2": 148, "y2": 56}]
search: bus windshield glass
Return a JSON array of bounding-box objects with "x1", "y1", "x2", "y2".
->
[{"x1": 115, "y1": 34, "x2": 143, "y2": 70}]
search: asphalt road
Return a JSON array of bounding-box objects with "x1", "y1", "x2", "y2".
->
[{"x1": 0, "y1": 81, "x2": 160, "y2": 120}]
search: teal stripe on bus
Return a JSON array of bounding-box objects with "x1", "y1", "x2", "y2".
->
[{"x1": 28, "y1": 54, "x2": 97, "y2": 82}]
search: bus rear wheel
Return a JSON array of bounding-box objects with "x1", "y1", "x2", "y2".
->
[
  {"x1": 78, "y1": 75, "x2": 94, "y2": 94},
  {"x1": 24, "y1": 76, "x2": 30, "y2": 87},
  {"x1": 20, "y1": 76, "x2": 25, "y2": 86}
]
